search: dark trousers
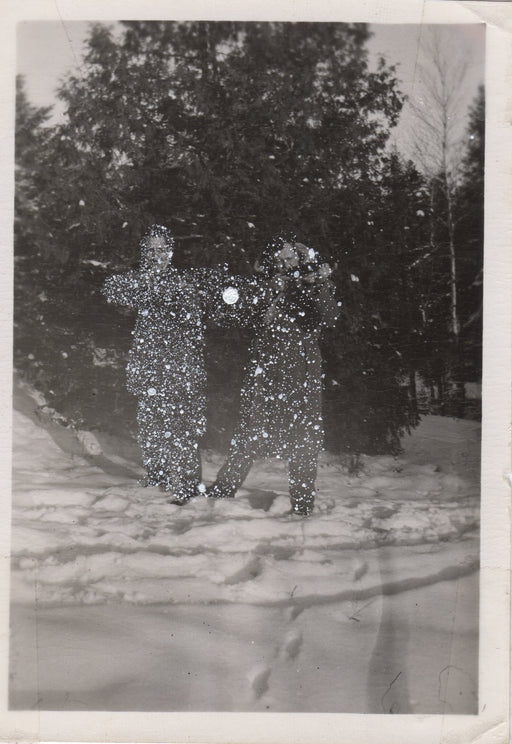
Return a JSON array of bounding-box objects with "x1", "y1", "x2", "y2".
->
[
  {"x1": 137, "y1": 398, "x2": 202, "y2": 497},
  {"x1": 214, "y1": 435, "x2": 318, "y2": 510}
]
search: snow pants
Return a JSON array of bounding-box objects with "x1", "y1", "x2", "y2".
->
[
  {"x1": 213, "y1": 434, "x2": 318, "y2": 513},
  {"x1": 136, "y1": 396, "x2": 202, "y2": 498}
]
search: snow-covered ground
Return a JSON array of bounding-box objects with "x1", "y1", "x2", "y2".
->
[{"x1": 9, "y1": 391, "x2": 480, "y2": 714}]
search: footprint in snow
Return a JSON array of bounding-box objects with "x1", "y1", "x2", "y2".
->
[
  {"x1": 248, "y1": 664, "x2": 271, "y2": 698},
  {"x1": 283, "y1": 628, "x2": 303, "y2": 659},
  {"x1": 247, "y1": 489, "x2": 279, "y2": 512},
  {"x1": 287, "y1": 604, "x2": 303, "y2": 622},
  {"x1": 352, "y1": 559, "x2": 369, "y2": 582},
  {"x1": 224, "y1": 556, "x2": 262, "y2": 585}
]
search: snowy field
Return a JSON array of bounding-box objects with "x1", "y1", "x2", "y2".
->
[{"x1": 9, "y1": 386, "x2": 480, "y2": 714}]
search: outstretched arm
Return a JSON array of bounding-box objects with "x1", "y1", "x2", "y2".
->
[
  {"x1": 315, "y1": 279, "x2": 340, "y2": 329},
  {"x1": 101, "y1": 271, "x2": 140, "y2": 308},
  {"x1": 281, "y1": 264, "x2": 340, "y2": 331},
  {"x1": 299, "y1": 260, "x2": 340, "y2": 329},
  {"x1": 102, "y1": 269, "x2": 187, "y2": 310}
]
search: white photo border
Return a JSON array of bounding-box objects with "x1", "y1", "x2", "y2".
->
[{"x1": 0, "y1": 1, "x2": 510, "y2": 742}]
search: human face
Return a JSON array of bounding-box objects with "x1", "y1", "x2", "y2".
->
[
  {"x1": 275, "y1": 242, "x2": 299, "y2": 275},
  {"x1": 147, "y1": 234, "x2": 173, "y2": 270}
]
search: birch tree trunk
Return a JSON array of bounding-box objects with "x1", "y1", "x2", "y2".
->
[{"x1": 407, "y1": 27, "x2": 470, "y2": 413}]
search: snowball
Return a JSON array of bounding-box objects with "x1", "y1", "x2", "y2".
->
[
  {"x1": 222, "y1": 286, "x2": 239, "y2": 305},
  {"x1": 147, "y1": 387, "x2": 157, "y2": 396}
]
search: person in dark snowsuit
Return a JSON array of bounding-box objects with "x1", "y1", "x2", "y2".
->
[
  {"x1": 102, "y1": 224, "x2": 247, "y2": 504},
  {"x1": 207, "y1": 235, "x2": 339, "y2": 516}
]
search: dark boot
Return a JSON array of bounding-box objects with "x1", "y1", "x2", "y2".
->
[
  {"x1": 205, "y1": 483, "x2": 235, "y2": 499},
  {"x1": 290, "y1": 497, "x2": 315, "y2": 516},
  {"x1": 167, "y1": 494, "x2": 191, "y2": 506},
  {"x1": 207, "y1": 441, "x2": 255, "y2": 500}
]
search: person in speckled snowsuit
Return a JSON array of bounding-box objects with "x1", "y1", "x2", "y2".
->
[
  {"x1": 207, "y1": 236, "x2": 339, "y2": 516},
  {"x1": 101, "y1": 224, "x2": 248, "y2": 504}
]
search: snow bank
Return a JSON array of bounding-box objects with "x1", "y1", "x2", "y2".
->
[
  {"x1": 9, "y1": 407, "x2": 480, "y2": 713},
  {"x1": 11, "y1": 409, "x2": 479, "y2": 609}
]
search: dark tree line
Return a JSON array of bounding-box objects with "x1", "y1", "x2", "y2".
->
[{"x1": 14, "y1": 22, "x2": 484, "y2": 455}]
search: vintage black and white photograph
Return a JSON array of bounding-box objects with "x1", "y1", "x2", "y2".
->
[{"x1": 6, "y1": 8, "x2": 495, "y2": 727}]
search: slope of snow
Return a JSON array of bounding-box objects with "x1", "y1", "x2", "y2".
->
[{"x1": 9, "y1": 407, "x2": 480, "y2": 713}]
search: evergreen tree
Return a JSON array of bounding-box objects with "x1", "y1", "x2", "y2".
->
[
  {"x1": 14, "y1": 77, "x2": 63, "y2": 397},
  {"x1": 455, "y1": 85, "x2": 484, "y2": 385},
  {"x1": 14, "y1": 21, "x2": 430, "y2": 453},
  {"x1": 14, "y1": 76, "x2": 53, "y2": 251},
  {"x1": 322, "y1": 152, "x2": 432, "y2": 452}
]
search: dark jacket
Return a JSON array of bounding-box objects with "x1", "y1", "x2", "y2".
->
[
  {"x1": 231, "y1": 278, "x2": 339, "y2": 458},
  {"x1": 102, "y1": 267, "x2": 210, "y2": 433},
  {"x1": 102, "y1": 265, "x2": 256, "y2": 435}
]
